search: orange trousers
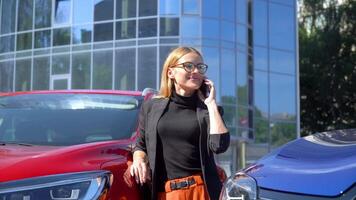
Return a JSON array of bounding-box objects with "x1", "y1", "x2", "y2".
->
[{"x1": 157, "y1": 174, "x2": 210, "y2": 200}]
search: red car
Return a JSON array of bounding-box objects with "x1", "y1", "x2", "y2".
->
[
  {"x1": 0, "y1": 89, "x2": 226, "y2": 200},
  {"x1": 0, "y1": 90, "x2": 157, "y2": 200}
]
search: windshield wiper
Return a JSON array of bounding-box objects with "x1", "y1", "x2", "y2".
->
[{"x1": 0, "y1": 142, "x2": 34, "y2": 146}]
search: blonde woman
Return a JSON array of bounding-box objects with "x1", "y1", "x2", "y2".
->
[{"x1": 131, "y1": 47, "x2": 230, "y2": 200}]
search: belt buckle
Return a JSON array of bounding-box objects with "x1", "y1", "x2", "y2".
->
[
  {"x1": 170, "y1": 179, "x2": 190, "y2": 190},
  {"x1": 181, "y1": 180, "x2": 189, "y2": 188}
]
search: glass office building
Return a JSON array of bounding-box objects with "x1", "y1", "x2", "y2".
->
[{"x1": 0, "y1": 0, "x2": 298, "y2": 173}]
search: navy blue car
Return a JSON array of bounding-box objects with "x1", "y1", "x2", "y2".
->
[{"x1": 220, "y1": 129, "x2": 356, "y2": 200}]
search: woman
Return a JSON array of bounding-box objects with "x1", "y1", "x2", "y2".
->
[{"x1": 130, "y1": 47, "x2": 230, "y2": 200}]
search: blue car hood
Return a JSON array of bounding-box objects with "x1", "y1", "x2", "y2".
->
[{"x1": 248, "y1": 136, "x2": 356, "y2": 197}]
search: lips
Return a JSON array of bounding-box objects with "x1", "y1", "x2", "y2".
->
[
  {"x1": 189, "y1": 78, "x2": 202, "y2": 83},
  {"x1": 189, "y1": 75, "x2": 202, "y2": 80}
]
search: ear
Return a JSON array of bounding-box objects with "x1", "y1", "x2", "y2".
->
[{"x1": 167, "y1": 68, "x2": 175, "y2": 79}]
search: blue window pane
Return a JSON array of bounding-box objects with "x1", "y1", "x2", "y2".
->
[
  {"x1": 183, "y1": 0, "x2": 199, "y2": 14},
  {"x1": 202, "y1": 39, "x2": 219, "y2": 47},
  {"x1": 236, "y1": 24, "x2": 247, "y2": 45},
  {"x1": 94, "y1": 23, "x2": 113, "y2": 41},
  {"x1": 35, "y1": 0, "x2": 52, "y2": 28},
  {"x1": 160, "y1": 18, "x2": 179, "y2": 36},
  {"x1": 253, "y1": 0, "x2": 267, "y2": 46},
  {"x1": 0, "y1": 35, "x2": 15, "y2": 53},
  {"x1": 54, "y1": 0, "x2": 71, "y2": 25},
  {"x1": 236, "y1": 0, "x2": 247, "y2": 24},
  {"x1": 73, "y1": 0, "x2": 93, "y2": 24},
  {"x1": 160, "y1": 0, "x2": 179, "y2": 15},
  {"x1": 269, "y1": 3, "x2": 295, "y2": 50},
  {"x1": 271, "y1": 0, "x2": 294, "y2": 6},
  {"x1": 139, "y1": 0, "x2": 157, "y2": 17},
  {"x1": 237, "y1": 52, "x2": 248, "y2": 105},
  {"x1": 15, "y1": 59, "x2": 31, "y2": 91},
  {"x1": 222, "y1": 41, "x2": 234, "y2": 49},
  {"x1": 202, "y1": 47, "x2": 220, "y2": 101},
  {"x1": 93, "y1": 50, "x2": 113, "y2": 89},
  {"x1": 115, "y1": 48, "x2": 135, "y2": 90},
  {"x1": 53, "y1": 27, "x2": 71, "y2": 46},
  {"x1": 221, "y1": 49, "x2": 236, "y2": 97},
  {"x1": 35, "y1": 30, "x2": 51, "y2": 48},
  {"x1": 33, "y1": 57, "x2": 50, "y2": 90},
  {"x1": 270, "y1": 49, "x2": 295, "y2": 74},
  {"x1": 138, "y1": 18, "x2": 157, "y2": 38},
  {"x1": 202, "y1": 0, "x2": 219, "y2": 18},
  {"x1": 94, "y1": 0, "x2": 114, "y2": 21},
  {"x1": 0, "y1": 61, "x2": 14, "y2": 92},
  {"x1": 202, "y1": 47, "x2": 219, "y2": 90},
  {"x1": 18, "y1": 0, "x2": 34, "y2": 31},
  {"x1": 221, "y1": 0, "x2": 234, "y2": 21},
  {"x1": 117, "y1": 0, "x2": 136, "y2": 18},
  {"x1": 116, "y1": 20, "x2": 136, "y2": 39},
  {"x1": 52, "y1": 54, "x2": 70, "y2": 74},
  {"x1": 72, "y1": 52, "x2": 91, "y2": 89},
  {"x1": 202, "y1": 19, "x2": 219, "y2": 39},
  {"x1": 138, "y1": 47, "x2": 157, "y2": 90},
  {"x1": 254, "y1": 46, "x2": 268, "y2": 71},
  {"x1": 254, "y1": 71, "x2": 268, "y2": 116},
  {"x1": 17, "y1": 33, "x2": 33, "y2": 50},
  {"x1": 181, "y1": 17, "x2": 200, "y2": 38},
  {"x1": 270, "y1": 74, "x2": 296, "y2": 120},
  {"x1": 237, "y1": 52, "x2": 247, "y2": 87},
  {"x1": 73, "y1": 25, "x2": 92, "y2": 44},
  {"x1": 221, "y1": 21, "x2": 235, "y2": 42},
  {"x1": 1, "y1": 0, "x2": 16, "y2": 34}
]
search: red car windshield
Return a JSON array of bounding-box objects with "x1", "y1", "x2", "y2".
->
[{"x1": 0, "y1": 93, "x2": 142, "y2": 146}]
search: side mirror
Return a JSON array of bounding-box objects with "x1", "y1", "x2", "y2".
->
[{"x1": 142, "y1": 88, "x2": 158, "y2": 100}]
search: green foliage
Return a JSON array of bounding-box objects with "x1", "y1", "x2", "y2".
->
[
  {"x1": 221, "y1": 95, "x2": 237, "y2": 132},
  {"x1": 237, "y1": 84, "x2": 248, "y2": 106},
  {"x1": 299, "y1": 0, "x2": 356, "y2": 136},
  {"x1": 254, "y1": 118, "x2": 269, "y2": 143},
  {"x1": 271, "y1": 123, "x2": 296, "y2": 147}
]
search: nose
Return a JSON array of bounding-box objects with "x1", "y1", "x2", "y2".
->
[{"x1": 191, "y1": 65, "x2": 200, "y2": 73}]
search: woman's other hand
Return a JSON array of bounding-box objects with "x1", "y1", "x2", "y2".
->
[{"x1": 130, "y1": 151, "x2": 151, "y2": 185}]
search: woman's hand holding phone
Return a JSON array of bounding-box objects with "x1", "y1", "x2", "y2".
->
[
  {"x1": 198, "y1": 79, "x2": 216, "y2": 105},
  {"x1": 200, "y1": 78, "x2": 228, "y2": 135}
]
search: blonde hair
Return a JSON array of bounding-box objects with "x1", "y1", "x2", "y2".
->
[{"x1": 158, "y1": 47, "x2": 202, "y2": 98}]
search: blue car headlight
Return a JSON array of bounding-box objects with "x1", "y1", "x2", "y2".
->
[
  {"x1": 220, "y1": 172, "x2": 258, "y2": 200},
  {"x1": 0, "y1": 171, "x2": 113, "y2": 200}
]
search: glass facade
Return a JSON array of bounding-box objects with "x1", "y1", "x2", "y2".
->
[{"x1": 0, "y1": 0, "x2": 298, "y2": 173}]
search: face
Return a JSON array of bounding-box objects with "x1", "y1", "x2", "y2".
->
[{"x1": 168, "y1": 52, "x2": 205, "y2": 95}]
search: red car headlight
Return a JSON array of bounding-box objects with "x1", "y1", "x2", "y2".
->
[{"x1": 0, "y1": 171, "x2": 113, "y2": 200}]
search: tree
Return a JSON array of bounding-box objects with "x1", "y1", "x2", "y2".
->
[{"x1": 299, "y1": 0, "x2": 356, "y2": 135}]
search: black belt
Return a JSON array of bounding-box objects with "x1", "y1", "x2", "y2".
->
[{"x1": 170, "y1": 178, "x2": 196, "y2": 190}]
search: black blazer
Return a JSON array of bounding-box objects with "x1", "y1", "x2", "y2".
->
[{"x1": 134, "y1": 97, "x2": 230, "y2": 200}]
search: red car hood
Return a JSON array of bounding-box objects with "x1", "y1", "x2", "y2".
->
[{"x1": 0, "y1": 140, "x2": 132, "y2": 182}]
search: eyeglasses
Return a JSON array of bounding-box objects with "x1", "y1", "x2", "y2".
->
[{"x1": 171, "y1": 62, "x2": 208, "y2": 74}]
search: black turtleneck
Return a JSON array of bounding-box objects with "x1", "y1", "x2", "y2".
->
[{"x1": 155, "y1": 91, "x2": 202, "y2": 191}]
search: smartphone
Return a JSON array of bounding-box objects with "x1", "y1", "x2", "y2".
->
[{"x1": 199, "y1": 82, "x2": 210, "y2": 98}]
